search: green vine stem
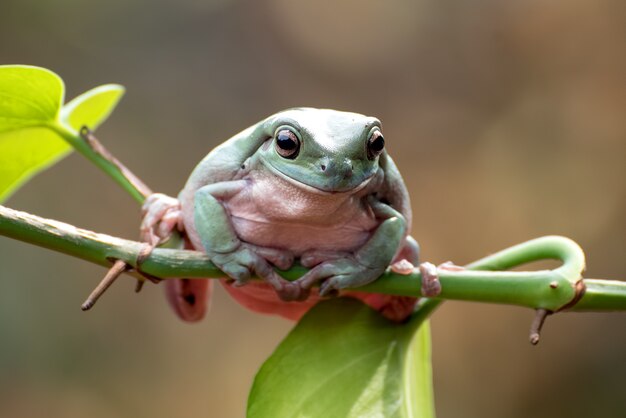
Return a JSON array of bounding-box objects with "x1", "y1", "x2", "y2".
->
[
  {"x1": 2, "y1": 125, "x2": 623, "y2": 316},
  {"x1": 1, "y1": 204, "x2": 624, "y2": 312},
  {"x1": 50, "y1": 123, "x2": 151, "y2": 204}
]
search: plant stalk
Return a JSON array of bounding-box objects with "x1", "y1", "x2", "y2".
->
[
  {"x1": 50, "y1": 123, "x2": 150, "y2": 203},
  {"x1": 1, "y1": 204, "x2": 623, "y2": 312}
]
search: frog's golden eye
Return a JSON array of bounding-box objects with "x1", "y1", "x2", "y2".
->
[
  {"x1": 367, "y1": 130, "x2": 385, "y2": 160},
  {"x1": 275, "y1": 129, "x2": 300, "y2": 159}
]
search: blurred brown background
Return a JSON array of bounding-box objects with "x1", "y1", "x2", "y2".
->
[{"x1": 0, "y1": 0, "x2": 624, "y2": 417}]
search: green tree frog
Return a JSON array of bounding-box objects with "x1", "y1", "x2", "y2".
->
[{"x1": 141, "y1": 108, "x2": 440, "y2": 322}]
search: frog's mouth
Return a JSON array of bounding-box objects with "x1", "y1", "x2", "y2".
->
[{"x1": 262, "y1": 159, "x2": 375, "y2": 195}]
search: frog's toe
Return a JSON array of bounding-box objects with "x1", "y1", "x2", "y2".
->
[
  {"x1": 276, "y1": 280, "x2": 310, "y2": 302},
  {"x1": 300, "y1": 250, "x2": 350, "y2": 268},
  {"x1": 300, "y1": 255, "x2": 320, "y2": 268},
  {"x1": 419, "y1": 262, "x2": 442, "y2": 297},
  {"x1": 250, "y1": 246, "x2": 294, "y2": 270},
  {"x1": 319, "y1": 277, "x2": 343, "y2": 297},
  {"x1": 242, "y1": 254, "x2": 307, "y2": 301},
  {"x1": 293, "y1": 262, "x2": 336, "y2": 290},
  {"x1": 157, "y1": 209, "x2": 183, "y2": 239},
  {"x1": 272, "y1": 254, "x2": 294, "y2": 271},
  {"x1": 221, "y1": 263, "x2": 252, "y2": 286}
]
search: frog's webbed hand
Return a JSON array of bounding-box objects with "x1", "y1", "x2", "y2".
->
[
  {"x1": 194, "y1": 182, "x2": 304, "y2": 301},
  {"x1": 298, "y1": 257, "x2": 388, "y2": 297},
  {"x1": 140, "y1": 193, "x2": 183, "y2": 246},
  {"x1": 296, "y1": 195, "x2": 407, "y2": 296}
]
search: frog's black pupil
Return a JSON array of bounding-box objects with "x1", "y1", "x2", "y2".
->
[
  {"x1": 371, "y1": 135, "x2": 384, "y2": 152},
  {"x1": 277, "y1": 132, "x2": 297, "y2": 150}
]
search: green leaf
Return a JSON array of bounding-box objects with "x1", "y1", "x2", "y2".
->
[
  {"x1": 0, "y1": 65, "x2": 125, "y2": 202},
  {"x1": 0, "y1": 65, "x2": 69, "y2": 202},
  {"x1": 0, "y1": 127, "x2": 72, "y2": 202},
  {"x1": 0, "y1": 65, "x2": 64, "y2": 133},
  {"x1": 247, "y1": 298, "x2": 436, "y2": 418},
  {"x1": 60, "y1": 84, "x2": 125, "y2": 131}
]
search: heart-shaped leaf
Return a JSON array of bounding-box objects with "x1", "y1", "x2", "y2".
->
[
  {"x1": 247, "y1": 298, "x2": 435, "y2": 418},
  {"x1": 0, "y1": 65, "x2": 64, "y2": 133},
  {"x1": 0, "y1": 66, "x2": 124, "y2": 202},
  {"x1": 0, "y1": 65, "x2": 68, "y2": 202}
]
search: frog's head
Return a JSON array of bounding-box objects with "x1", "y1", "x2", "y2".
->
[{"x1": 257, "y1": 108, "x2": 385, "y2": 194}]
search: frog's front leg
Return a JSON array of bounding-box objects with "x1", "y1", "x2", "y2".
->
[
  {"x1": 296, "y1": 196, "x2": 407, "y2": 296},
  {"x1": 194, "y1": 182, "x2": 304, "y2": 301}
]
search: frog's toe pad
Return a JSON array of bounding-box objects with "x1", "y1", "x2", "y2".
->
[
  {"x1": 419, "y1": 262, "x2": 442, "y2": 297},
  {"x1": 391, "y1": 259, "x2": 415, "y2": 275},
  {"x1": 438, "y1": 261, "x2": 465, "y2": 272}
]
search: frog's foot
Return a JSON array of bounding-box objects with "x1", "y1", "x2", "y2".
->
[
  {"x1": 140, "y1": 193, "x2": 183, "y2": 245},
  {"x1": 136, "y1": 193, "x2": 184, "y2": 295},
  {"x1": 295, "y1": 257, "x2": 385, "y2": 297},
  {"x1": 300, "y1": 250, "x2": 351, "y2": 268},
  {"x1": 213, "y1": 244, "x2": 307, "y2": 302},
  {"x1": 419, "y1": 261, "x2": 465, "y2": 297}
]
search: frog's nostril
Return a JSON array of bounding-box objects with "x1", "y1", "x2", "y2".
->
[{"x1": 320, "y1": 164, "x2": 327, "y2": 172}]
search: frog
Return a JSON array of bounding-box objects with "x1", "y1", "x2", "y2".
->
[{"x1": 140, "y1": 108, "x2": 443, "y2": 322}]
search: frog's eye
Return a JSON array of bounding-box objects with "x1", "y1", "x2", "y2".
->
[
  {"x1": 367, "y1": 130, "x2": 385, "y2": 160},
  {"x1": 275, "y1": 129, "x2": 300, "y2": 159}
]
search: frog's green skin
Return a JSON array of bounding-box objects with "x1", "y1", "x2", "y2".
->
[{"x1": 142, "y1": 108, "x2": 420, "y2": 322}]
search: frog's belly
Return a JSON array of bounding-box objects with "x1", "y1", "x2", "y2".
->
[{"x1": 230, "y1": 216, "x2": 372, "y2": 256}]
